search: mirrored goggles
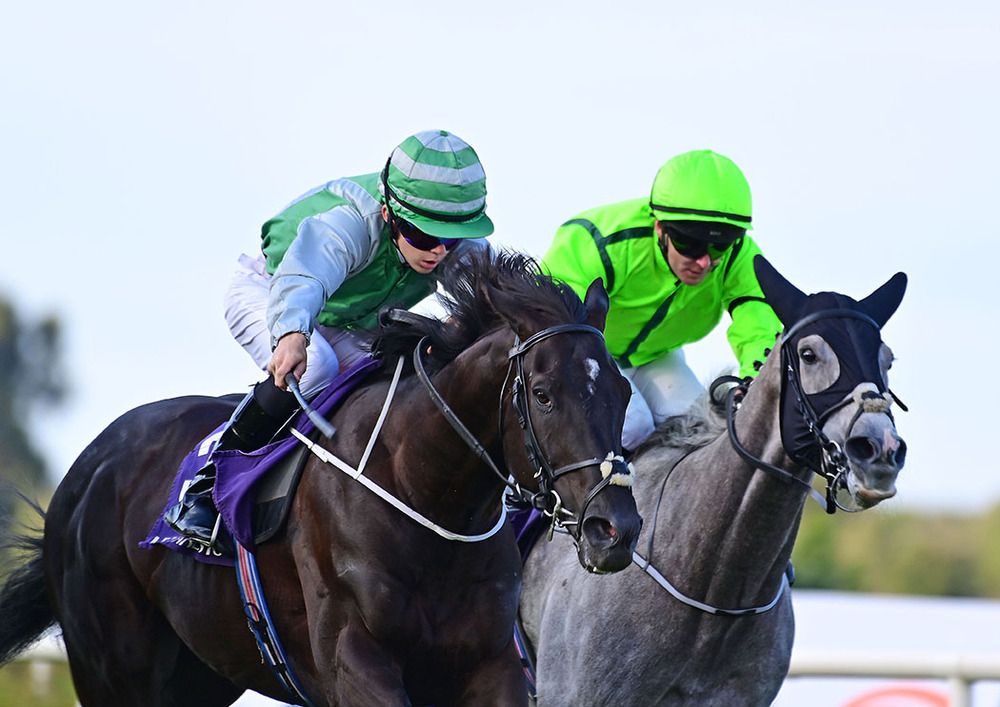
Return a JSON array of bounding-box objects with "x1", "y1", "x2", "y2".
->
[{"x1": 393, "y1": 216, "x2": 460, "y2": 252}]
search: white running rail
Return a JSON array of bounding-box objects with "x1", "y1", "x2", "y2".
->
[
  {"x1": 788, "y1": 650, "x2": 1000, "y2": 707},
  {"x1": 14, "y1": 641, "x2": 1000, "y2": 707}
]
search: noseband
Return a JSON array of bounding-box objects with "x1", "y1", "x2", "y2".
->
[
  {"x1": 718, "y1": 308, "x2": 903, "y2": 514},
  {"x1": 413, "y1": 323, "x2": 631, "y2": 541}
]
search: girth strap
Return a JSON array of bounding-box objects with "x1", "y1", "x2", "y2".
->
[{"x1": 235, "y1": 543, "x2": 317, "y2": 707}]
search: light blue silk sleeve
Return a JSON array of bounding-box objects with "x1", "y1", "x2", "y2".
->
[{"x1": 267, "y1": 205, "x2": 376, "y2": 348}]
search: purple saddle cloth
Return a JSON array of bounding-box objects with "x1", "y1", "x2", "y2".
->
[
  {"x1": 141, "y1": 356, "x2": 382, "y2": 565},
  {"x1": 510, "y1": 508, "x2": 546, "y2": 561}
]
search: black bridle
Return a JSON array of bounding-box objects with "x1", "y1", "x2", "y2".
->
[
  {"x1": 411, "y1": 323, "x2": 631, "y2": 541},
  {"x1": 628, "y1": 306, "x2": 906, "y2": 618},
  {"x1": 715, "y1": 308, "x2": 904, "y2": 514}
]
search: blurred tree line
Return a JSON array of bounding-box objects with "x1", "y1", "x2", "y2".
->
[
  {"x1": 793, "y1": 500, "x2": 1000, "y2": 597},
  {"x1": 0, "y1": 295, "x2": 66, "y2": 563}
]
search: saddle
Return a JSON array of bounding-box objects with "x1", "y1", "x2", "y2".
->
[
  {"x1": 140, "y1": 357, "x2": 382, "y2": 565},
  {"x1": 248, "y1": 436, "x2": 313, "y2": 545}
]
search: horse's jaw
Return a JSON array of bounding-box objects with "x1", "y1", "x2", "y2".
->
[{"x1": 576, "y1": 544, "x2": 632, "y2": 575}]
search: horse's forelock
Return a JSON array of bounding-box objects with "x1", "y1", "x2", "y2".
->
[
  {"x1": 369, "y1": 249, "x2": 589, "y2": 373},
  {"x1": 439, "y1": 249, "x2": 590, "y2": 350}
]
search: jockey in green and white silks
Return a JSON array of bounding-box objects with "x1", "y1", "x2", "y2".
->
[
  {"x1": 542, "y1": 150, "x2": 781, "y2": 451},
  {"x1": 225, "y1": 130, "x2": 493, "y2": 398},
  {"x1": 166, "y1": 130, "x2": 493, "y2": 545}
]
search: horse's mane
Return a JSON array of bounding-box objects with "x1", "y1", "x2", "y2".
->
[
  {"x1": 634, "y1": 384, "x2": 729, "y2": 457},
  {"x1": 370, "y1": 248, "x2": 589, "y2": 372}
]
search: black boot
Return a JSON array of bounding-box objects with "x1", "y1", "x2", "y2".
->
[{"x1": 164, "y1": 377, "x2": 298, "y2": 546}]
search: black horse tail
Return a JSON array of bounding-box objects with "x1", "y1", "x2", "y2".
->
[{"x1": 0, "y1": 500, "x2": 55, "y2": 666}]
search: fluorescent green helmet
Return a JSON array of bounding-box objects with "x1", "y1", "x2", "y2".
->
[
  {"x1": 380, "y1": 129, "x2": 494, "y2": 240},
  {"x1": 649, "y1": 150, "x2": 752, "y2": 230}
]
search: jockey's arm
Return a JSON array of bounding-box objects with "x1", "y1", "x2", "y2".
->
[
  {"x1": 265, "y1": 209, "x2": 371, "y2": 387},
  {"x1": 540, "y1": 222, "x2": 609, "y2": 302},
  {"x1": 723, "y1": 237, "x2": 783, "y2": 378}
]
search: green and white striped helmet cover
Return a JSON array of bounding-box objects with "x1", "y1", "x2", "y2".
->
[{"x1": 381, "y1": 130, "x2": 494, "y2": 239}]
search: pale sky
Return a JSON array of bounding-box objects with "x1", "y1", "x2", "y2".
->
[{"x1": 2, "y1": 0, "x2": 998, "y2": 512}]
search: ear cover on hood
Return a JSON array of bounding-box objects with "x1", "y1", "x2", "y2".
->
[
  {"x1": 753, "y1": 256, "x2": 807, "y2": 327},
  {"x1": 858, "y1": 272, "x2": 907, "y2": 328}
]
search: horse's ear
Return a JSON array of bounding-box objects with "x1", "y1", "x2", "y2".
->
[
  {"x1": 753, "y1": 255, "x2": 807, "y2": 327},
  {"x1": 858, "y1": 272, "x2": 907, "y2": 328},
  {"x1": 583, "y1": 278, "x2": 609, "y2": 332}
]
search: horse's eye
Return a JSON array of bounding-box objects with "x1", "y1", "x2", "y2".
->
[
  {"x1": 800, "y1": 348, "x2": 818, "y2": 364},
  {"x1": 533, "y1": 389, "x2": 552, "y2": 407}
]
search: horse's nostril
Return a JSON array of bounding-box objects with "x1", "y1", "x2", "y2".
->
[
  {"x1": 582, "y1": 517, "x2": 616, "y2": 548},
  {"x1": 845, "y1": 436, "x2": 878, "y2": 463},
  {"x1": 892, "y1": 439, "x2": 907, "y2": 467}
]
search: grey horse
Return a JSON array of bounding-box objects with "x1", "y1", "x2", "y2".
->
[{"x1": 519, "y1": 256, "x2": 908, "y2": 706}]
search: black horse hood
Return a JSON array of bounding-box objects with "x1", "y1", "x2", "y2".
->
[{"x1": 753, "y1": 256, "x2": 907, "y2": 466}]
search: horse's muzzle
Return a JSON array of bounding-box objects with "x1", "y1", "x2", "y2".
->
[
  {"x1": 578, "y1": 503, "x2": 642, "y2": 574},
  {"x1": 845, "y1": 430, "x2": 906, "y2": 508}
]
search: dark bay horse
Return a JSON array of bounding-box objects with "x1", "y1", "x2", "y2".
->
[
  {"x1": 0, "y1": 250, "x2": 641, "y2": 706},
  {"x1": 519, "y1": 256, "x2": 908, "y2": 706}
]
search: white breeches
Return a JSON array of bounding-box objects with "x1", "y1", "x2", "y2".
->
[
  {"x1": 223, "y1": 254, "x2": 368, "y2": 398},
  {"x1": 620, "y1": 348, "x2": 704, "y2": 451}
]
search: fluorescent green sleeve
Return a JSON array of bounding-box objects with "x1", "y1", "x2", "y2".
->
[
  {"x1": 540, "y1": 221, "x2": 610, "y2": 302},
  {"x1": 722, "y1": 237, "x2": 783, "y2": 378}
]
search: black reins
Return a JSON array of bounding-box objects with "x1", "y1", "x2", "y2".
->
[
  {"x1": 412, "y1": 323, "x2": 629, "y2": 541},
  {"x1": 628, "y1": 306, "x2": 906, "y2": 618}
]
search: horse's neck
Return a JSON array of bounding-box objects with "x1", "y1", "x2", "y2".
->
[
  {"x1": 384, "y1": 334, "x2": 511, "y2": 531},
  {"x1": 646, "y1": 355, "x2": 806, "y2": 607}
]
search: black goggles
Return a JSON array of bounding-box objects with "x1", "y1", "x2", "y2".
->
[
  {"x1": 667, "y1": 232, "x2": 733, "y2": 260},
  {"x1": 392, "y1": 215, "x2": 460, "y2": 251},
  {"x1": 661, "y1": 221, "x2": 742, "y2": 261}
]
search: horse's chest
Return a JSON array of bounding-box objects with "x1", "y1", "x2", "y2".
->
[{"x1": 361, "y1": 565, "x2": 519, "y2": 658}]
